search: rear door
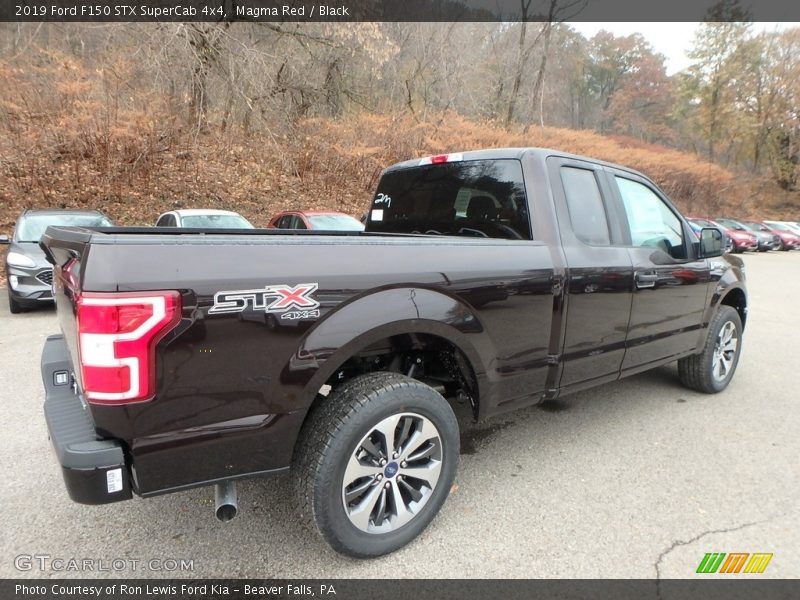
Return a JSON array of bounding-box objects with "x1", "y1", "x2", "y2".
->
[
  {"x1": 605, "y1": 170, "x2": 712, "y2": 372},
  {"x1": 547, "y1": 157, "x2": 634, "y2": 389}
]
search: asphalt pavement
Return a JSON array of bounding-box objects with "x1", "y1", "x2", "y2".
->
[{"x1": 1, "y1": 251, "x2": 797, "y2": 579}]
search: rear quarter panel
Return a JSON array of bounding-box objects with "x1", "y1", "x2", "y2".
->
[{"x1": 78, "y1": 235, "x2": 555, "y2": 493}]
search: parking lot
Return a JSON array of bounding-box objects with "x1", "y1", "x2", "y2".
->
[{"x1": 1, "y1": 251, "x2": 798, "y2": 579}]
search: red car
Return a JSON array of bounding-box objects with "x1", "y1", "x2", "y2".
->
[
  {"x1": 741, "y1": 220, "x2": 800, "y2": 251},
  {"x1": 688, "y1": 217, "x2": 758, "y2": 253},
  {"x1": 267, "y1": 210, "x2": 365, "y2": 231}
]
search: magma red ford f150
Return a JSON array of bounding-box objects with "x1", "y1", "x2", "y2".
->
[{"x1": 40, "y1": 148, "x2": 747, "y2": 557}]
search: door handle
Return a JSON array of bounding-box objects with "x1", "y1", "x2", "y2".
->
[{"x1": 635, "y1": 271, "x2": 658, "y2": 289}]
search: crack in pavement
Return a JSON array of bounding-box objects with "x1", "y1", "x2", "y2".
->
[{"x1": 653, "y1": 516, "x2": 776, "y2": 598}]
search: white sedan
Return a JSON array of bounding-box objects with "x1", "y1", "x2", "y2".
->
[{"x1": 155, "y1": 209, "x2": 254, "y2": 229}]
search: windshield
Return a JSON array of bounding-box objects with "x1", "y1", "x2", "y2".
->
[
  {"x1": 16, "y1": 213, "x2": 112, "y2": 242},
  {"x1": 715, "y1": 219, "x2": 747, "y2": 231},
  {"x1": 180, "y1": 215, "x2": 253, "y2": 229},
  {"x1": 742, "y1": 222, "x2": 767, "y2": 232},
  {"x1": 307, "y1": 215, "x2": 364, "y2": 231},
  {"x1": 766, "y1": 222, "x2": 791, "y2": 231},
  {"x1": 691, "y1": 218, "x2": 715, "y2": 228},
  {"x1": 367, "y1": 159, "x2": 531, "y2": 240}
]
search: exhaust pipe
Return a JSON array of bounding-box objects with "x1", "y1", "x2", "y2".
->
[{"x1": 214, "y1": 481, "x2": 238, "y2": 522}]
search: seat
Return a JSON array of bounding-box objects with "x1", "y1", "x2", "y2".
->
[{"x1": 466, "y1": 196, "x2": 498, "y2": 221}]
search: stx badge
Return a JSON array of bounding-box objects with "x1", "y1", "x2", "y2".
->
[{"x1": 209, "y1": 283, "x2": 320, "y2": 319}]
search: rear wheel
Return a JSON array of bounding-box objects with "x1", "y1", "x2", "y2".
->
[
  {"x1": 293, "y1": 372, "x2": 459, "y2": 558},
  {"x1": 678, "y1": 305, "x2": 742, "y2": 393}
]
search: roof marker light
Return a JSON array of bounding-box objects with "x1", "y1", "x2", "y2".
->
[{"x1": 419, "y1": 153, "x2": 463, "y2": 166}]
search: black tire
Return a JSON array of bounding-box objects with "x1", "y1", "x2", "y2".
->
[
  {"x1": 678, "y1": 305, "x2": 743, "y2": 394},
  {"x1": 293, "y1": 372, "x2": 459, "y2": 558},
  {"x1": 7, "y1": 289, "x2": 24, "y2": 314}
]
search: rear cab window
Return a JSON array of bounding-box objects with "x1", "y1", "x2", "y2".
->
[
  {"x1": 560, "y1": 166, "x2": 611, "y2": 246},
  {"x1": 366, "y1": 159, "x2": 532, "y2": 240}
]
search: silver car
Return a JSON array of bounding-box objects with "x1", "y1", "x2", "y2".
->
[{"x1": 2, "y1": 209, "x2": 112, "y2": 313}]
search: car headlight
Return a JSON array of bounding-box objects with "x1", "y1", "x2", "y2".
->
[{"x1": 6, "y1": 251, "x2": 37, "y2": 268}]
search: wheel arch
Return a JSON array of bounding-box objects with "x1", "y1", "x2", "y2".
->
[
  {"x1": 718, "y1": 285, "x2": 747, "y2": 329},
  {"x1": 287, "y1": 287, "x2": 491, "y2": 428}
]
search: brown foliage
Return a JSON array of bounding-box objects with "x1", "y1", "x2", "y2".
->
[
  {"x1": 296, "y1": 112, "x2": 793, "y2": 219},
  {"x1": 1, "y1": 55, "x2": 796, "y2": 287}
]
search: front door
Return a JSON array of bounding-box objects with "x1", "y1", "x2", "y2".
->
[{"x1": 605, "y1": 170, "x2": 712, "y2": 372}]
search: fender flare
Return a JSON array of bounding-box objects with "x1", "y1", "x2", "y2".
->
[{"x1": 285, "y1": 287, "x2": 494, "y2": 412}]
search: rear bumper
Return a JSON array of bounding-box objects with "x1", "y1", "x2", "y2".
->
[{"x1": 41, "y1": 334, "x2": 132, "y2": 505}]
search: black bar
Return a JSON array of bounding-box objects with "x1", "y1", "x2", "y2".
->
[
  {"x1": 3, "y1": 580, "x2": 799, "y2": 600},
  {"x1": 1, "y1": 0, "x2": 799, "y2": 23}
]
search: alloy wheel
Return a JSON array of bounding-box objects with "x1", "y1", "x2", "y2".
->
[
  {"x1": 712, "y1": 321, "x2": 738, "y2": 382},
  {"x1": 342, "y1": 412, "x2": 443, "y2": 534}
]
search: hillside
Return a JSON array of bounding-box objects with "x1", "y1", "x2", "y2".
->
[
  {"x1": 1, "y1": 110, "x2": 798, "y2": 285},
  {"x1": 2, "y1": 111, "x2": 796, "y2": 229}
]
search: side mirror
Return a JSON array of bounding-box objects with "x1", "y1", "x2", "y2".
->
[
  {"x1": 698, "y1": 227, "x2": 723, "y2": 258},
  {"x1": 0, "y1": 234, "x2": 9, "y2": 244}
]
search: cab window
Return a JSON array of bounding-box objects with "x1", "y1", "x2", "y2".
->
[
  {"x1": 367, "y1": 159, "x2": 532, "y2": 240},
  {"x1": 560, "y1": 166, "x2": 610, "y2": 246},
  {"x1": 615, "y1": 177, "x2": 686, "y2": 259}
]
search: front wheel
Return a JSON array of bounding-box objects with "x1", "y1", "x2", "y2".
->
[
  {"x1": 293, "y1": 372, "x2": 459, "y2": 558},
  {"x1": 678, "y1": 305, "x2": 743, "y2": 393},
  {"x1": 724, "y1": 238, "x2": 734, "y2": 253},
  {"x1": 7, "y1": 288, "x2": 24, "y2": 314}
]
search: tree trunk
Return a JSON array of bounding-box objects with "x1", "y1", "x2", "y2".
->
[
  {"x1": 530, "y1": 20, "x2": 554, "y2": 129},
  {"x1": 504, "y1": 18, "x2": 528, "y2": 129}
]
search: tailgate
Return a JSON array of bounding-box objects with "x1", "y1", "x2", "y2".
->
[
  {"x1": 40, "y1": 227, "x2": 133, "y2": 504},
  {"x1": 40, "y1": 225, "x2": 94, "y2": 392}
]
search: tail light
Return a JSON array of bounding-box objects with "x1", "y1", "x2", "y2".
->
[{"x1": 77, "y1": 291, "x2": 181, "y2": 405}]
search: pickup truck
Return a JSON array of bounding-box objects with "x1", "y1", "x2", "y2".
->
[{"x1": 40, "y1": 148, "x2": 747, "y2": 558}]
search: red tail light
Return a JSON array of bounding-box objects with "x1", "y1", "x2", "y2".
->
[{"x1": 77, "y1": 291, "x2": 181, "y2": 405}]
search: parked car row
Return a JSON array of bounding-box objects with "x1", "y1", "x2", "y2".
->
[
  {"x1": 153, "y1": 208, "x2": 364, "y2": 232},
  {"x1": 2, "y1": 206, "x2": 363, "y2": 314},
  {"x1": 2, "y1": 204, "x2": 797, "y2": 316},
  {"x1": 687, "y1": 217, "x2": 800, "y2": 253}
]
